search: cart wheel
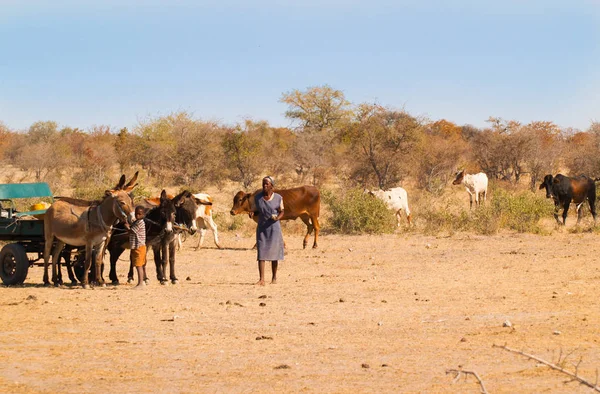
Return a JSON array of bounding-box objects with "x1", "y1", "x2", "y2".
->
[{"x1": 0, "y1": 243, "x2": 29, "y2": 285}]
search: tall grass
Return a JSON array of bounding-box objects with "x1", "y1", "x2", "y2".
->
[{"x1": 414, "y1": 186, "x2": 553, "y2": 235}]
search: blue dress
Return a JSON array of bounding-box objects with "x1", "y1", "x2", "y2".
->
[{"x1": 255, "y1": 192, "x2": 284, "y2": 261}]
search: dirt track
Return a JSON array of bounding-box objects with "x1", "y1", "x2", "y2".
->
[{"x1": 1, "y1": 230, "x2": 600, "y2": 393}]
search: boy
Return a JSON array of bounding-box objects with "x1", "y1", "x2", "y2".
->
[{"x1": 125, "y1": 206, "x2": 147, "y2": 288}]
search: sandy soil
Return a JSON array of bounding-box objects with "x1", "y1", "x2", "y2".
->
[{"x1": 2, "y1": 227, "x2": 600, "y2": 394}]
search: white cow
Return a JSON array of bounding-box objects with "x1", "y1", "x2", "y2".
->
[
  {"x1": 367, "y1": 187, "x2": 411, "y2": 226},
  {"x1": 191, "y1": 193, "x2": 221, "y2": 249},
  {"x1": 452, "y1": 170, "x2": 488, "y2": 209}
]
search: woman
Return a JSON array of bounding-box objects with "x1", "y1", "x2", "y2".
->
[{"x1": 250, "y1": 176, "x2": 284, "y2": 285}]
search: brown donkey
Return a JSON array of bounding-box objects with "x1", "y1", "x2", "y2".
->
[{"x1": 43, "y1": 172, "x2": 138, "y2": 288}]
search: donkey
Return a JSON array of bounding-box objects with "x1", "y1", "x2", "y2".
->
[
  {"x1": 105, "y1": 190, "x2": 177, "y2": 285},
  {"x1": 43, "y1": 173, "x2": 138, "y2": 288},
  {"x1": 152, "y1": 191, "x2": 198, "y2": 285}
]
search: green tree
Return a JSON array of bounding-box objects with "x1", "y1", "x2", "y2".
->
[
  {"x1": 28, "y1": 121, "x2": 58, "y2": 143},
  {"x1": 343, "y1": 104, "x2": 421, "y2": 189},
  {"x1": 280, "y1": 85, "x2": 352, "y2": 133},
  {"x1": 222, "y1": 123, "x2": 262, "y2": 188}
]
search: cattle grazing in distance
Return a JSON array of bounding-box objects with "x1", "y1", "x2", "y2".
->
[
  {"x1": 366, "y1": 187, "x2": 411, "y2": 226},
  {"x1": 230, "y1": 185, "x2": 321, "y2": 249},
  {"x1": 538, "y1": 174, "x2": 597, "y2": 225},
  {"x1": 192, "y1": 193, "x2": 221, "y2": 249},
  {"x1": 452, "y1": 170, "x2": 488, "y2": 209}
]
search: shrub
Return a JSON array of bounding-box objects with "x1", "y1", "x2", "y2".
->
[
  {"x1": 213, "y1": 211, "x2": 252, "y2": 233},
  {"x1": 322, "y1": 188, "x2": 397, "y2": 234},
  {"x1": 491, "y1": 188, "x2": 552, "y2": 233},
  {"x1": 414, "y1": 186, "x2": 552, "y2": 235},
  {"x1": 417, "y1": 198, "x2": 471, "y2": 235}
]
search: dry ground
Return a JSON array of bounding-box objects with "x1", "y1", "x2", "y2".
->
[{"x1": 2, "y1": 228, "x2": 600, "y2": 393}]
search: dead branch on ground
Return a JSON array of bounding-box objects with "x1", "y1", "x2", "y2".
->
[
  {"x1": 446, "y1": 368, "x2": 488, "y2": 394},
  {"x1": 493, "y1": 344, "x2": 600, "y2": 392}
]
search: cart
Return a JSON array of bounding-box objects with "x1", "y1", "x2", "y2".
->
[{"x1": 0, "y1": 182, "x2": 90, "y2": 286}]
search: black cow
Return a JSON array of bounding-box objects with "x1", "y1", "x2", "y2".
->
[{"x1": 539, "y1": 174, "x2": 597, "y2": 225}]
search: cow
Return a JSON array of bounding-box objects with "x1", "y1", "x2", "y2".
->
[
  {"x1": 230, "y1": 185, "x2": 321, "y2": 249},
  {"x1": 191, "y1": 193, "x2": 221, "y2": 249},
  {"x1": 366, "y1": 187, "x2": 411, "y2": 226},
  {"x1": 538, "y1": 174, "x2": 597, "y2": 225},
  {"x1": 453, "y1": 170, "x2": 488, "y2": 209}
]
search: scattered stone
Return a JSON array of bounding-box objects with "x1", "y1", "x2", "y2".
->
[
  {"x1": 226, "y1": 300, "x2": 232, "y2": 305},
  {"x1": 274, "y1": 364, "x2": 290, "y2": 369},
  {"x1": 465, "y1": 317, "x2": 471, "y2": 321},
  {"x1": 381, "y1": 300, "x2": 387, "y2": 303},
  {"x1": 553, "y1": 330, "x2": 561, "y2": 335},
  {"x1": 259, "y1": 302, "x2": 266, "y2": 307},
  {"x1": 256, "y1": 335, "x2": 273, "y2": 340},
  {"x1": 377, "y1": 322, "x2": 383, "y2": 326},
  {"x1": 381, "y1": 364, "x2": 389, "y2": 367},
  {"x1": 361, "y1": 363, "x2": 370, "y2": 369},
  {"x1": 425, "y1": 243, "x2": 431, "y2": 249},
  {"x1": 503, "y1": 320, "x2": 512, "y2": 328},
  {"x1": 339, "y1": 298, "x2": 345, "y2": 303},
  {"x1": 26, "y1": 295, "x2": 37, "y2": 301},
  {"x1": 234, "y1": 302, "x2": 244, "y2": 307},
  {"x1": 186, "y1": 276, "x2": 191, "y2": 281},
  {"x1": 258, "y1": 295, "x2": 267, "y2": 299},
  {"x1": 460, "y1": 337, "x2": 467, "y2": 342},
  {"x1": 348, "y1": 248, "x2": 353, "y2": 252}
]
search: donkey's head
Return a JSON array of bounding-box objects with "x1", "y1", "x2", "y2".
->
[
  {"x1": 172, "y1": 190, "x2": 198, "y2": 235},
  {"x1": 158, "y1": 189, "x2": 177, "y2": 233},
  {"x1": 105, "y1": 171, "x2": 138, "y2": 224}
]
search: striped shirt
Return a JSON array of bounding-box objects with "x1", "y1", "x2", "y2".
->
[{"x1": 129, "y1": 219, "x2": 146, "y2": 249}]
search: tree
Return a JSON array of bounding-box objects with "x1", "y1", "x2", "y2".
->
[
  {"x1": 280, "y1": 85, "x2": 352, "y2": 133},
  {"x1": 28, "y1": 121, "x2": 58, "y2": 143},
  {"x1": 221, "y1": 123, "x2": 262, "y2": 188},
  {"x1": 521, "y1": 121, "x2": 561, "y2": 190},
  {"x1": 72, "y1": 125, "x2": 118, "y2": 187},
  {"x1": 131, "y1": 111, "x2": 225, "y2": 187},
  {"x1": 343, "y1": 104, "x2": 421, "y2": 189},
  {"x1": 415, "y1": 120, "x2": 467, "y2": 193}
]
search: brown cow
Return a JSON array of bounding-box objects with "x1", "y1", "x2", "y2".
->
[{"x1": 230, "y1": 185, "x2": 321, "y2": 249}]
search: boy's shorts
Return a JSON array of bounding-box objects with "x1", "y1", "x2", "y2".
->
[{"x1": 130, "y1": 245, "x2": 147, "y2": 267}]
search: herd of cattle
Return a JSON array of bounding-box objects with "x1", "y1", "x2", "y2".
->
[{"x1": 38, "y1": 170, "x2": 598, "y2": 288}]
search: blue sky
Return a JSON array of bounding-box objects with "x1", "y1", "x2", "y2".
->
[{"x1": 1, "y1": 0, "x2": 599, "y2": 132}]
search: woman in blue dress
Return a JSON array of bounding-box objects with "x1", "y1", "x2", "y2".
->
[{"x1": 250, "y1": 176, "x2": 284, "y2": 286}]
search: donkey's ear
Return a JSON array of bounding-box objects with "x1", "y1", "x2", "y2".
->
[
  {"x1": 172, "y1": 191, "x2": 185, "y2": 207},
  {"x1": 105, "y1": 189, "x2": 114, "y2": 197},
  {"x1": 160, "y1": 189, "x2": 168, "y2": 201},
  {"x1": 114, "y1": 175, "x2": 126, "y2": 190},
  {"x1": 123, "y1": 171, "x2": 139, "y2": 193}
]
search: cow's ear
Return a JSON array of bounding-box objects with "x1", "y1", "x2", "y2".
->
[
  {"x1": 538, "y1": 183, "x2": 545, "y2": 190},
  {"x1": 552, "y1": 178, "x2": 560, "y2": 184}
]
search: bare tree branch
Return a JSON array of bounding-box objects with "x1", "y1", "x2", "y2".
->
[
  {"x1": 493, "y1": 344, "x2": 600, "y2": 392},
  {"x1": 446, "y1": 368, "x2": 488, "y2": 394}
]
